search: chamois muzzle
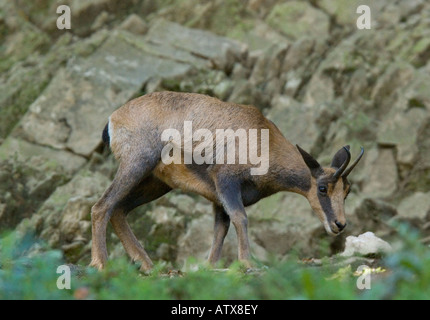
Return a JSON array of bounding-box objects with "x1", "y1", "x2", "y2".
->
[{"x1": 335, "y1": 220, "x2": 347, "y2": 232}]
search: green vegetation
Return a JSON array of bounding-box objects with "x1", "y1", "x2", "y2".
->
[{"x1": 1, "y1": 224, "x2": 429, "y2": 300}]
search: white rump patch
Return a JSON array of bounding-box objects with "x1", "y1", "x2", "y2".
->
[{"x1": 108, "y1": 116, "x2": 113, "y2": 142}]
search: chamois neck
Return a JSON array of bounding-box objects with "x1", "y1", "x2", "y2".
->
[
  {"x1": 272, "y1": 141, "x2": 312, "y2": 196},
  {"x1": 277, "y1": 160, "x2": 311, "y2": 197},
  {"x1": 264, "y1": 121, "x2": 312, "y2": 196}
]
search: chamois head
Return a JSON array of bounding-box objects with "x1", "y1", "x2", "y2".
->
[{"x1": 296, "y1": 145, "x2": 364, "y2": 235}]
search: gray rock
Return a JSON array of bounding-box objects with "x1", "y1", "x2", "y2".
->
[
  {"x1": 376, "y1": 68, "x2": 430, "y2": 165},
  {"x1": 16, "y1": 31, "x2": 192, "y2": 157},
  {"x1": 14, "y1": 20, "x2": 249, "y2": 158},
  {"x1": 59, "y1": 196, "x2": 96, "y2": 243},
  {"x1": 371, "y1": 52, "x2": 415, "y2": 110},
  {"x1": 354, "y1": 198, "x2": 397, "y2": 221},
  {"x1": 248, "y1": 192, "x2": 321, "y2": 258},
  {"x1": 0, "y1": 17, "x2": 50, "y2": 74},
  {"x1": 146, "y1": 19, "x2": 248, "y2": 72},
  {"x1": 231, "y1": 20, "x2": 290, "y2": 51},
  {"x1": 0, "y1": 137, "x2": 86, "y2": 174},
  {"x1": 303, "y1": 72, "x2": 334, "y2": 106},
  {"x1": 167, "y1": 194, "x2": 212, "y2": 217},
  {"x1": 146, "y1": 205, "x2": 186, "y2": 261},
  {"x1": 118, "y1": 14, "x2": 148, "y2": 35},
  {"x1": 266, "y1": 95, "x2": 325, "y2": 152},
  {"x1": 397, "y1": 192, "x2": 430, "y2": 220},
  {"x1": 350, "y1": 197, "x2": 398, "y2": 236},
  {"x1": 176, "y1": 215, "x2": 213, "y2": 264},
  {"x1": 0, "y1": 60, "x2": 50, "y2": 138},
  {"x1": 91, "y1": 11, "x2": 111, "y2": 31},
  {"x1": 377, "y1": 108, "x2": 428, "y2": 165},
  {"x1": 18, "y1": 169, "x2": 111, "y2": 251},
  {"x1": 361, "y1": 147, "x2": 398, "y2": 198},
  {"x1": 266, "y1": 1, "x2": 329, "y2": 40},
  {"x1": 176, "y1": 214, "x2": 268, "y2": 266},
  {"x1": 318, "y1": 0, "x2": 388, "y2": 27},
  {"x1": 249, "y1": 44, "x2": 288, "y2": 87},
  {"x1": 117, "y1": 29, "x2": 209, "y2": 70}
]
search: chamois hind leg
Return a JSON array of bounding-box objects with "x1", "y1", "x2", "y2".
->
[
  {"x1": 110, "y1": 175, "x2": 171, "y2": 271},
  {"x1": 90, "y1": 156, "x2": 158, "y2": 270},
  {"x1": 208, "y1": 204, "x2": 230, "y2": 265},
  {"x1": 215, "y1": 175, "x2": 252, "y2": 268}
]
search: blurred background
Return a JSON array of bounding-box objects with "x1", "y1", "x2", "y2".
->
[{"x1": 0, "y1": 0, "x2": 429, "y2": 268}]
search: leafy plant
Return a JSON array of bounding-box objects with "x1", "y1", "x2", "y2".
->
[{"x1": 1, "y1": 223, "x2": 430, "y2": 300}]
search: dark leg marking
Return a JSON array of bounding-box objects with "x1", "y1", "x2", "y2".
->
[
  {"x1": 110, "y1": 175, "x2": 171, "y2": 271},
  {"x1": 215, "y1": 175, "x2": 252, "y2": 267},
  {"x1": 208, "y1": 204, "x2": 230, "y2": 265}
]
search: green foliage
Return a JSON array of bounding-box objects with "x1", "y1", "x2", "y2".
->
[
  {"x1": 1, "y1": 224, "x2": 430, "y2": 300},
  {"x1": 0, "y1": 232, "x2": 69, "y2": 299}
]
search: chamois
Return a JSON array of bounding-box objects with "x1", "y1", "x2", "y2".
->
[{"x1": 90, "y1": 91, "x2": 364, "y2": 270}]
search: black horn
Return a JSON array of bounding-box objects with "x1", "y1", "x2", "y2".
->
[
  {"x1": 342, "y1": 146, "x2": 364, "y2": 178},
  {"x1": 332, "y1": 146, "x2": 351, "y2": 179}
]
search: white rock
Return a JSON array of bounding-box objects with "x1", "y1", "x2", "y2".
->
[{"x1": 341, "y1": 232, "x2": 392, "y2": 257}]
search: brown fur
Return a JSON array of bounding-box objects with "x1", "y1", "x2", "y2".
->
[
  {"x1": 90, "y1": 91, "x2": 360, "y2": 270},
  {"x1": 109, "y1": 92, "x2": 308, "y2": 201}
]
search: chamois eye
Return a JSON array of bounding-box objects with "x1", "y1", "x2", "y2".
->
[{"x1": 318, "y1": 186, "x2": 327, "y2": 194}]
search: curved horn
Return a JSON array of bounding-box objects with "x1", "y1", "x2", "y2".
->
[
  {"x1": 342, "y1": 146, "x2": 364, "y2": 178},
  {"x1": 332, "y1": 146, "x2": 351, "y2": 180}
]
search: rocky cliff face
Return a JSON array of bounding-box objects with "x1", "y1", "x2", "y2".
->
[{"x1": 1, "y1": 0, "x2": 429, "y2": 266}]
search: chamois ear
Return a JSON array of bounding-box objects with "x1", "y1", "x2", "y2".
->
[
  {"x1": 331, "y1": 145, "x2": 350, "y2": 169},
  {"x1": 296, "y1": 145, "x2": 322, "y2": 177}
]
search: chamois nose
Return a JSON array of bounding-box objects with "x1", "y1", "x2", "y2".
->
[{"x1": 335, "y1": 220, "x2": 346, "y2": 231}]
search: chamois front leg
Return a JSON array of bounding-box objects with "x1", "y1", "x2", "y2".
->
[
  {"x1": 208, "y1": 204, "x2": 230, "y2": 265},
  {"x1": 215, "y1": 176, "x2": 252, "y2": 268}
]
